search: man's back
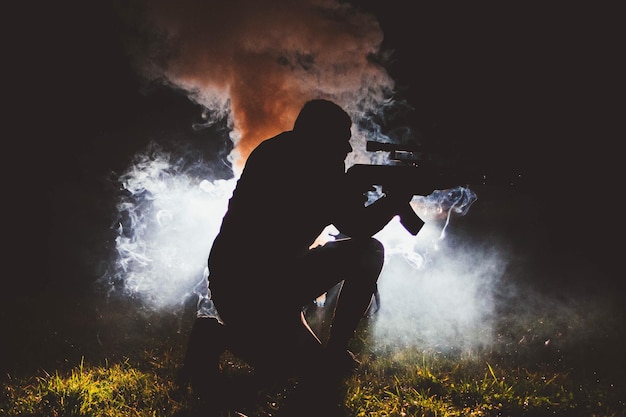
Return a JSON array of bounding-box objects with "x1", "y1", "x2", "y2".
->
[{"x1": 208, "y1": 131, "x2": 345, "y2": 277}]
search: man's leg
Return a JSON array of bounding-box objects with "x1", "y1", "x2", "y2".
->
[
  {"x1": 177, "y1": 316, "x2": 227, "y2": 397},
  {"x1": 328, "y1": 238, "x2": 383, "y2": 357},
  {"x1": 212, "y1": 285, "x2": 326, "y2": 380},
  {"x1": 291, "y1": 237, "x2": 385, "y2": 368},
  {"x1": 209, "y1": 237, "x2": 384, "y2": 378}
]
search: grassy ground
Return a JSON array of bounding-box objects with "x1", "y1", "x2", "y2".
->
[{"x1": 1, "y1": 282, "x2": 625, "y2": 417}]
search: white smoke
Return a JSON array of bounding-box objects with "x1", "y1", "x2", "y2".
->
[
  {"x1": 104, "y1": 0, "x2": 509, "y2": 352},
  {"x1": 108, "y1": 138, "x2": 483, "y2": 348},
  {"x1": 371, "y1": 230, "x2": 505, "y2": 352},
  {"x1": 108, "y1": 142, "x2": 235, "y2": 311}
]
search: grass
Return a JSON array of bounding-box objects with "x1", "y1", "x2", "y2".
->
[
  {"x1": 2, "y1": 292, "x2": 624, "y2": 417},
  {"x1": 2, "y1": 343, "x2": 623, "y2": 416},
  {"x1": 2, "y1": 358, "x2": 180, "y2": 417},
  {"x1": 345, "y1": 349, "x2": 578, "y2": 416}
]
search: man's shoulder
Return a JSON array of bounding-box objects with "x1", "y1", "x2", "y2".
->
[
  {"x1": 250, "y1": 131, "x2": 296, "y2": 157},
  {"x1": 261, "y1": 131, "x2": 294, "y2": 146}
]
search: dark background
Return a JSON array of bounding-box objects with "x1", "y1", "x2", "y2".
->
[{"x1": 9, "y1": 1, "x2": 621, "y2": 295}]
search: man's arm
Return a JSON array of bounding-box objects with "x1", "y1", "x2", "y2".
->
[{"x1": 331, "y1": 180, "x2": 417, "y2": 238}]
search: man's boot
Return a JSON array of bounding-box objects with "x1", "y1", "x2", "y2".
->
[{"x1": 177, "y1": 317, "x2": 227, "y2": 397}]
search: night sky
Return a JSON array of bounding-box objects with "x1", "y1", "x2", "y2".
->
[{"x1": 11, "y1": 1, "x2": 621, "y2": 297}]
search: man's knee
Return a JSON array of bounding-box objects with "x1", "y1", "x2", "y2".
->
[
  {"x1": 364, "y1": 236, "x2": 384, "y2": 260},
  {"x1": 367, "y1": 237, "x2": 384, "y2": 258},
  {"x1": 350, "y1": 237, "x2": 384, "y2": 277}
]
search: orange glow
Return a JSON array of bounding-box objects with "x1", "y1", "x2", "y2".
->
[{"x1": 230, "y1": 97, "x2": 304, "y2": 171}]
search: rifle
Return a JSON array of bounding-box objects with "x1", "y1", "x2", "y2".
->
[{"x1": 346, "y1": 140, "x2": 521, "y2": 235}]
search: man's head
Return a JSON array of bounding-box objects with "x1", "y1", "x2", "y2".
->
[{"x1": 293, "y1": 99, "x2": 353, "y2": 162}]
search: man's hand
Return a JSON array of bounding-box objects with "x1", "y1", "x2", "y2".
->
[
  {"x1": 382, "y1": 184, "x2": 415, "y2": 207},
  {"x1": 382, "y1": 185, "x2": 425, "y2": 235}
]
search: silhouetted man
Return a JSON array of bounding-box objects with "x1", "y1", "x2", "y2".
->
[{"x1": 180, "y1": 99, "x2": 419, "y2": 398}]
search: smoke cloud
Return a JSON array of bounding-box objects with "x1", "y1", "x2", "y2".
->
[
  {"x1": 122, "y1": 0, "x2": 395, "y2": 171},
  {"x1": 104, "y1": 0, "x2": 542, "y2": 353},
  {"x1": 108, "y1": 142, "x2": 235, "y2": 311},
  {"x1": 371, "y1": 225, "x2": 505, "y2": 352}
]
